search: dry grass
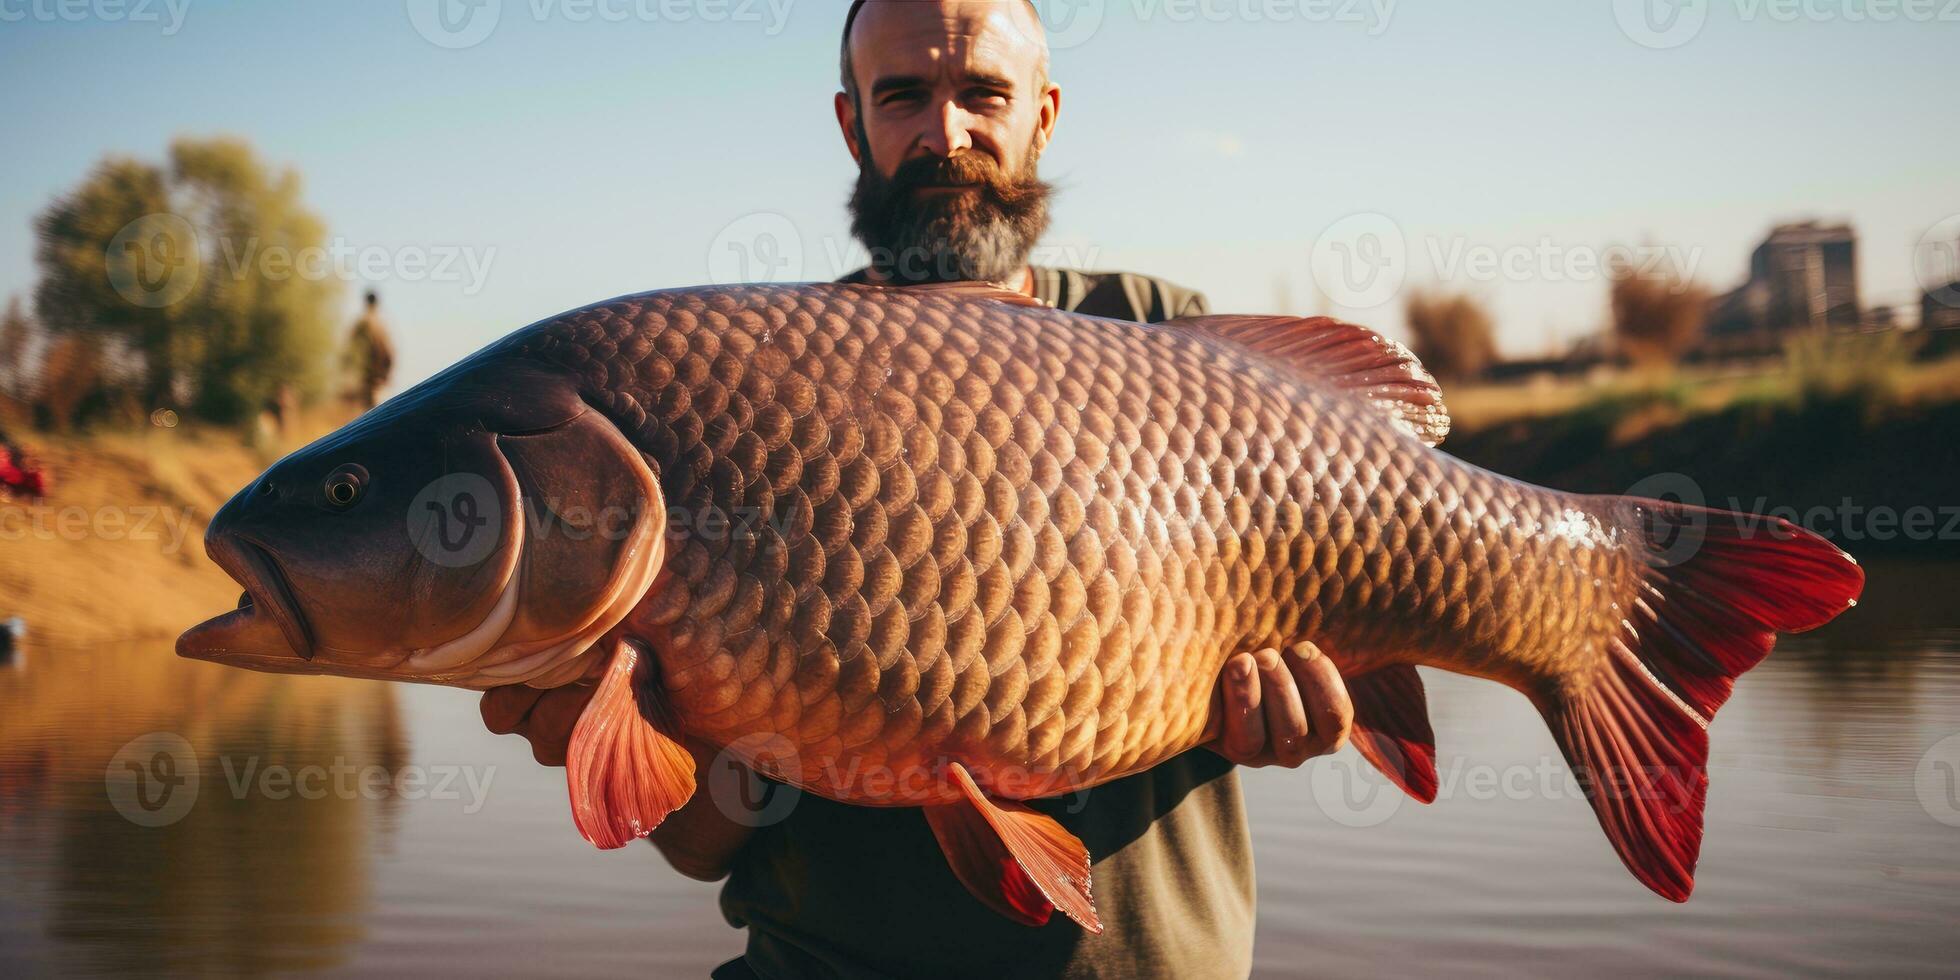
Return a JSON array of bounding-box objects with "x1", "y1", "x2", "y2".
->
[
  {"x1": 0, "y1": 406, "x2": 355, "y2": 645},
  {"x1": 1444, "y1": 348, "x2": 1960, "y2": 433}
]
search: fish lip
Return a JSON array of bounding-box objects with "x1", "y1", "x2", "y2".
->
[{"x1": 204, "y1": 534, "x2": 316, "y2": 662}]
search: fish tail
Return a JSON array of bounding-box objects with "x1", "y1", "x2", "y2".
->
[{"x1": 1535, "y1": 497, "x2": 1863, "y2": 902}]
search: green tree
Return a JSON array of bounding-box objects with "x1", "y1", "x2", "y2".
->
[{"x1": 33, "y1": 137, "x2": 338, "y2": 424}]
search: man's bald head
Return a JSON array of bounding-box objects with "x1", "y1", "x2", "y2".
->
[
  {"x1": 839, "y1": 0, "x2": 1049, "y2": 106},
  {"x1": 832, "y1": 0, "x2": 1062, "y2": 285}
]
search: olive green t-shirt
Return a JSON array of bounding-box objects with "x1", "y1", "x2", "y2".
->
[{"x1": 711, "y1": 269, "x2": 1251, "y2": 980}]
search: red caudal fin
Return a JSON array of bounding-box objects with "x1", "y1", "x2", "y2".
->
[
  {"x1": 1539, "y1": 499, "x2": 1864, "y2": 902},
  {"x1": 923, "y1": 763, "x2": 1102, "y2": 934},
  {"x1": 1348, "y1": 666, "x2": 1439, "y2": 804},
  {"x1": 565, "y1": 639, "x2": 697, "y2": 849}
]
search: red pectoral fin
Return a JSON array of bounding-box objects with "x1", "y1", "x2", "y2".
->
[
  {"x1": 566, "y1": 639, "x2": 696, "y2": 849},
  {"x1": 923, "y1": 763, "x2": 1101, "y2": 934},
  {"x1": 1348, "y1": 665, "x2": 1439, "y2": 804}
]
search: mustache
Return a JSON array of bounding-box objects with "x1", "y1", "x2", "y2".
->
[{"x1": 884, "y1": 151, "x2": 1045, "y2": 205}]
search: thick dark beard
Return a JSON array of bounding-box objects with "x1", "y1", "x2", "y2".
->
[{"x1": 847, "y1": 127, "x2": 1053, "y2": 285}]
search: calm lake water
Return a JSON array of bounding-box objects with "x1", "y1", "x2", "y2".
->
[{"x1": 2, "y1": 559, "x2": 1956, "y2": 977}]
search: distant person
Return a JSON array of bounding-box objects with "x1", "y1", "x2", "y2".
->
[
  {"x1": 343, "y1": 291, "x2": 396, "y2": 410},
  {"x1": 255, "y1": 381, "x2": 299, "y2": 446}
]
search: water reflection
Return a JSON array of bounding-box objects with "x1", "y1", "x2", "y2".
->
[
  {"x1": 0, "y1": 641, "x2": 403, "y2": 975},
  {"x1": 0, "y1": 560, "x2": 1955, "y2": 976}
]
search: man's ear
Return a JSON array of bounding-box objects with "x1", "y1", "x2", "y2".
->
[
  {"x1": 835, "y1": 91, "x2": 863, "y2": 166},
  {"x1": 1034, "y1": 81, "x2": 1061, "y2": 156}
]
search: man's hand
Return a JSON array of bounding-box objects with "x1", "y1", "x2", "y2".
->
[
  {"x1": 480, "y1": 682, "x2": 595, "y2": 766},
  {"x1": 1206, "y1": 641, "x2": 1354, "y2": 769}
]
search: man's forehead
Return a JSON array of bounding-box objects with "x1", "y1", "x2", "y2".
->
[{"x1": 849, "y1": 1, "x2": 1045, "y2": 86}]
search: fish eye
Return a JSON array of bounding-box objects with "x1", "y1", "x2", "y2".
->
[{"x1": 323, "y1": 464, "x2": 369, "y2": 509}]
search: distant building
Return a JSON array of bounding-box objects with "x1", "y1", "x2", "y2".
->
[
  {"x1": 1924, "y1": 282, "x2": 1960, "y2": 332},
  {"x1": 1923, "y1": 228, "x2": 1960, "y2": 333},
  {"x1": 1706, "y1": 221, "x2": 1861, "y2": 338}
]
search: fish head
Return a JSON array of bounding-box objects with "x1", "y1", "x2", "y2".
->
[{"x1": 178, "y1": 356, "x2": 667, "y2": 688}]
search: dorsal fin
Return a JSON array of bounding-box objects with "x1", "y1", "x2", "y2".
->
[
  {"x1": 876, "y1": 279, "x2": 1053, "y2": 310},
  {"x1": 1169, "y1": 314, "x2": 1451, "y2": 446}
]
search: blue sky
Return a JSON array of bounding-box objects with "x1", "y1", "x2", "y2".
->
[{"x1": 2, "y1": 0, "x2": 1956, "y2": 388}]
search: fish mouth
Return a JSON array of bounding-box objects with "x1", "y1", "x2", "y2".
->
[{"x1": 179, "y1": 535, "x2": 316, "y2": 667}]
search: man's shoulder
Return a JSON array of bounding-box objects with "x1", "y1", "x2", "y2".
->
[{"x1": 1030, "y1": 266, "x2": 1208, "y2": 323}]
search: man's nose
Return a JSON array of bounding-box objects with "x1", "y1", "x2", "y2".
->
[{"x1": 916, "y1": 100, "x2": 976, "y2": 158}]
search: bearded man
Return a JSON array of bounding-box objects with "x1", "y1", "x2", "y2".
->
[{"x1": 642, "y1": 4, "x2": 1359, "y2": 977}]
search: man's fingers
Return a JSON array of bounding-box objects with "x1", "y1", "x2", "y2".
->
[
  {"x1": 1219, "y1": 651, "x2": 1266, "y2": 761},
  {"x1": 480, "y1": 685, "x2": 545, "y2": 734},
  {"x1": 1255, "y1": 646, "x2": 1313, "y2": 767},
  {"x1": 1285, "y1": 641, "x2": 1353, "y2": 758},
  {"x1": 480, "y1": 683, "x2": 597, "y2": 768}
]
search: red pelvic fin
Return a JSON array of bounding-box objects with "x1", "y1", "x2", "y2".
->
[
  {"x1": 1347, "y1": 665, "x2": 1439, "y2": 804},
  {"x1": 565, "y1": 639, "x2": 697, "y2": 849},
  {"x1": 1540, "y1": 498, "x2": 1865, "y2": 902},
  {"x1": 923, "y1": 763, "x2": 1102, "y2": 934}
]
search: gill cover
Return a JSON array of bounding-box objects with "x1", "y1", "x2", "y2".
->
[{"x1": 459, "y1": 400, "x2": 668, "y2": 687}]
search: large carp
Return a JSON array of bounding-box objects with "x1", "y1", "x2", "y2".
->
[{"x1": 179, "y1": 281, "x2": 1862, "y2": 931}]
